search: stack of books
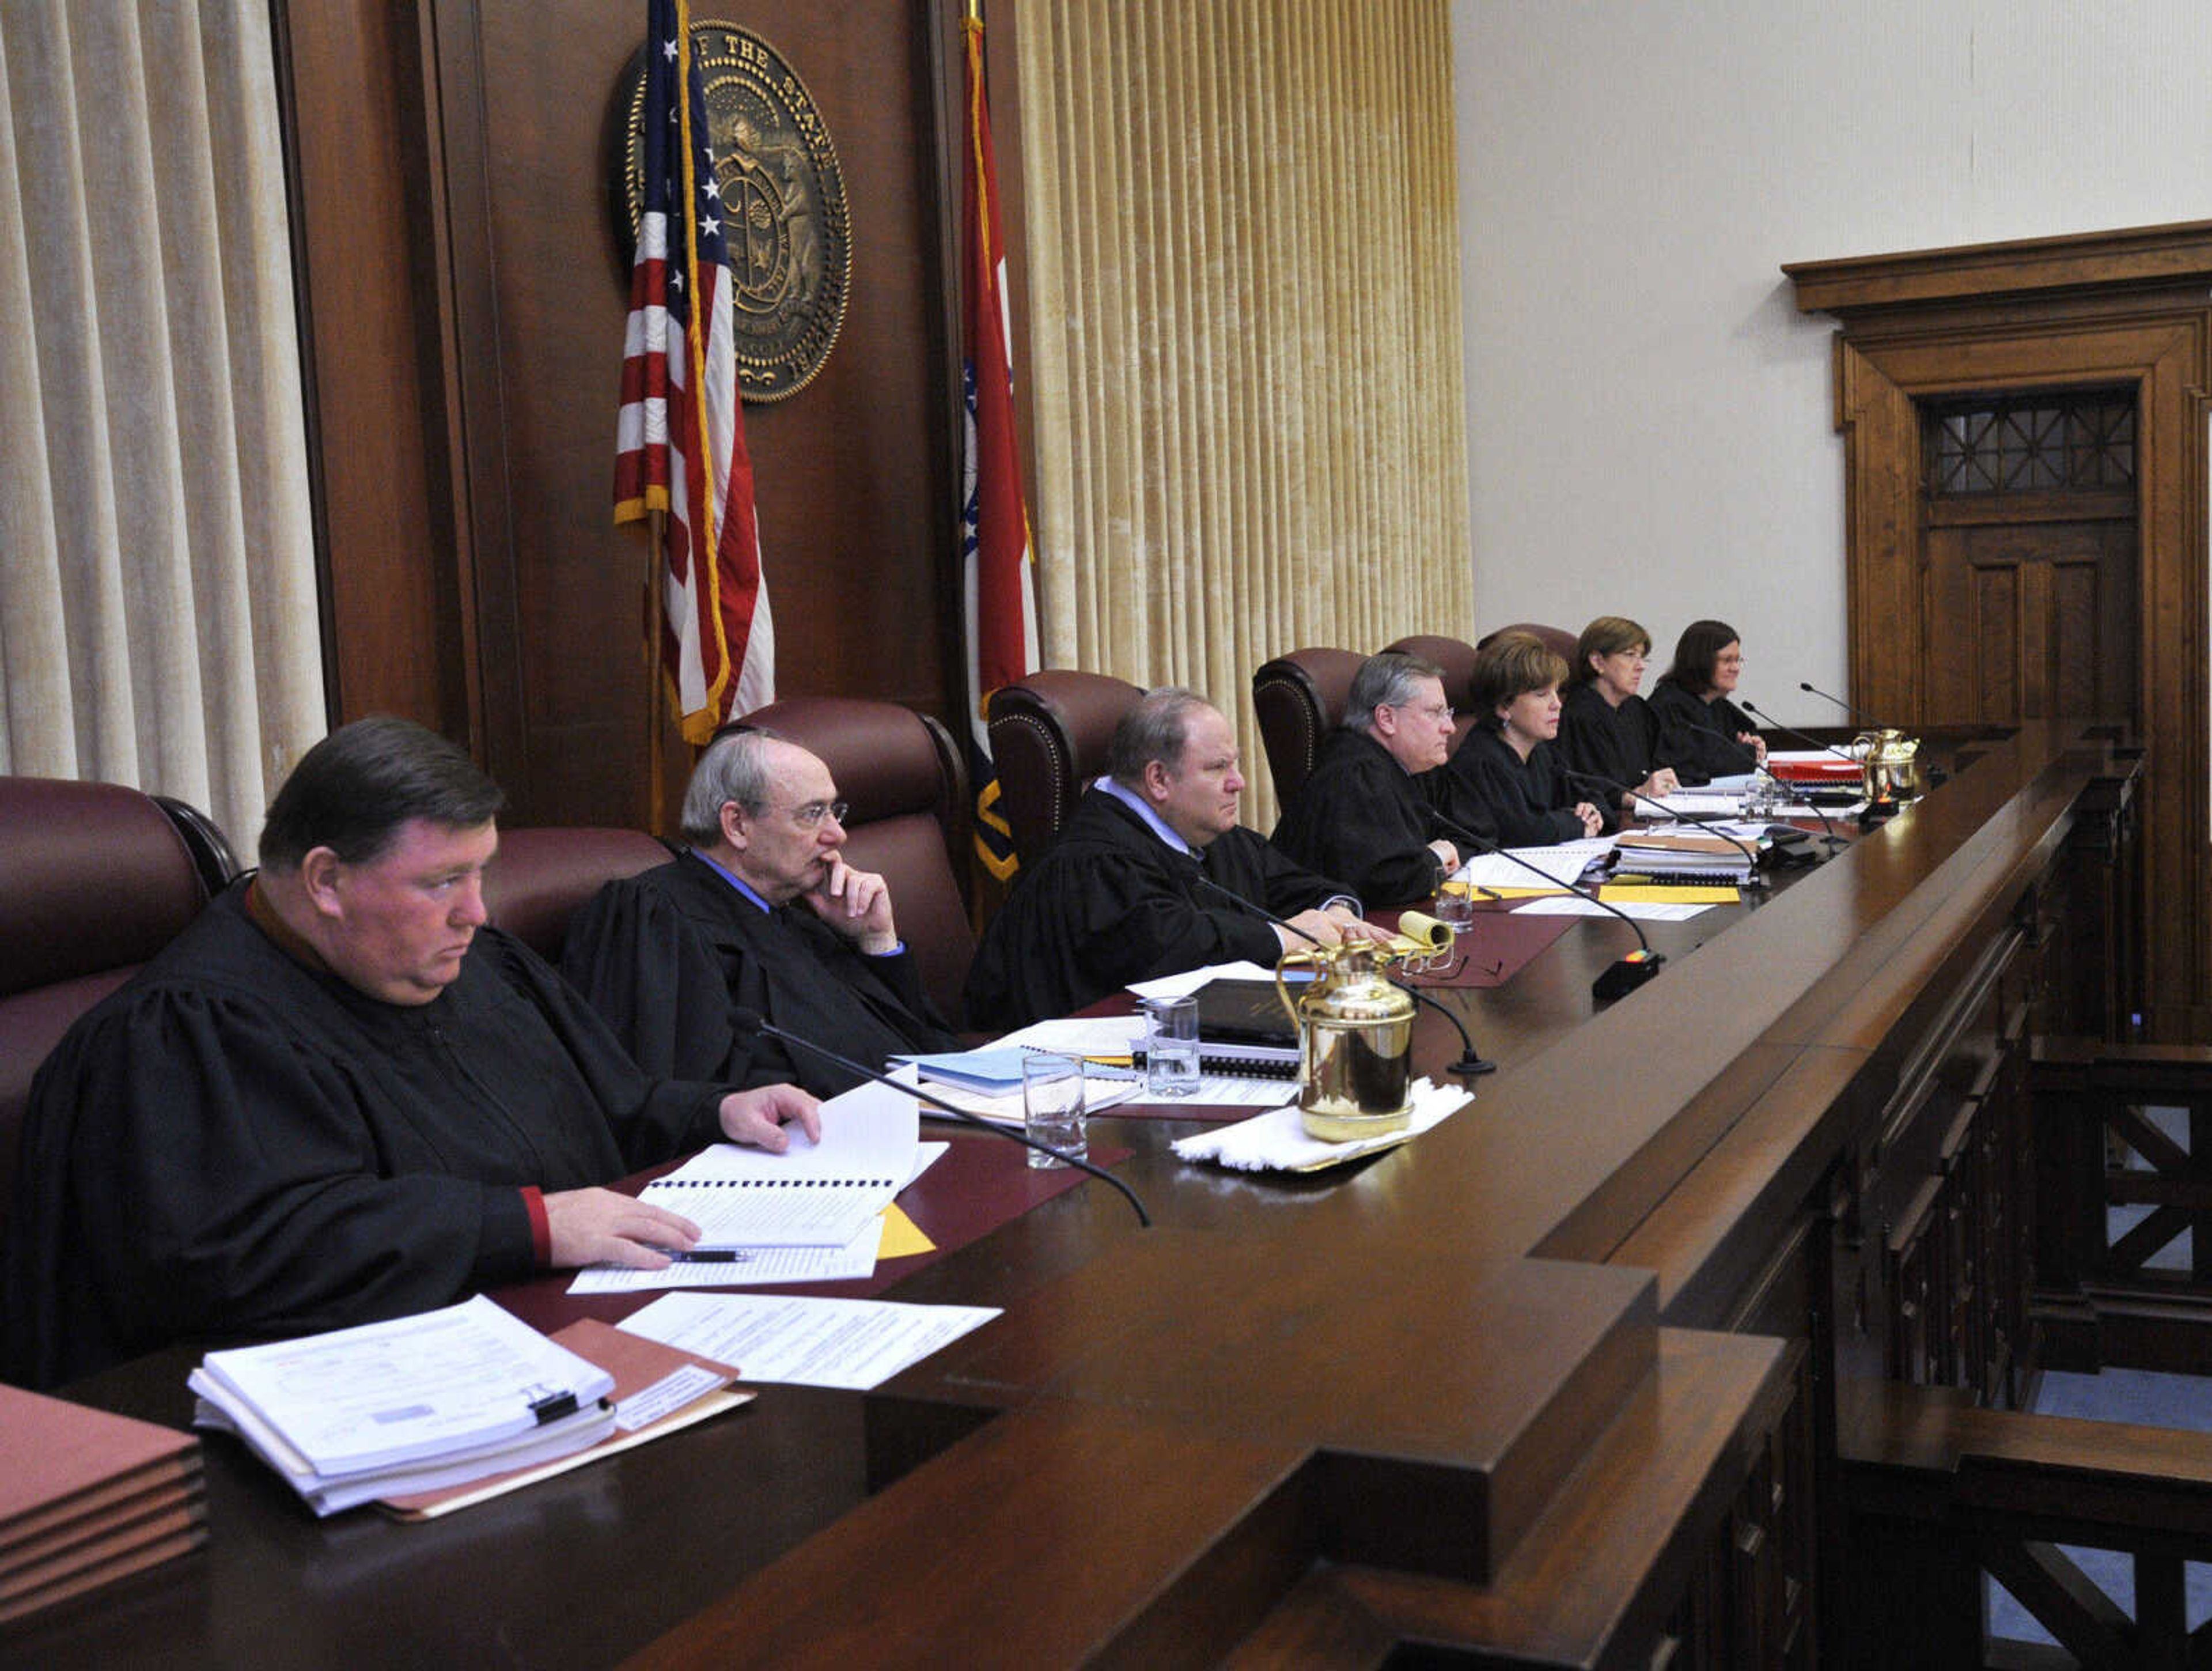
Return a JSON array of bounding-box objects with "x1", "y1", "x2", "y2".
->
[
  {"x1": 1612, "y1": 829, "x2": 1762, "y2": 885},
  {"x1": 0, "y1": 1385, "x2": 207, "y2": 1625}
]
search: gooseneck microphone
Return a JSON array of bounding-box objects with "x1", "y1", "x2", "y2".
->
[
  {"x1": 1426, "y1": 809, "x2": 1665, "y2": 1001},
  {"x1": 1559, "y1": 768, "x2": 1768, "y2": 878},
  {"x1": 1187, "y1": 872, "x2": 1496, "y2": 1078},
  {"x1": 1798, "y1": 680, "x2": 1892, "y2": 732},
  {"x1": 726, "y1": 1007, "x2": 1152, "y2": 1227}
]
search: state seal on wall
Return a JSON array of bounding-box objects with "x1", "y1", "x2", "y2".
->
[{"x1": 615, "y1": 22, "x2": 852, "y2": 402}]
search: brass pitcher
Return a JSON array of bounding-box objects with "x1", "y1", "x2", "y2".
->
[
  {"x1": 1274, "y1": 936, "x2": 1421, "y2": 1141},
  {"x1": 1854, "y1": 728, "x2": 1924, "y2": 803}
]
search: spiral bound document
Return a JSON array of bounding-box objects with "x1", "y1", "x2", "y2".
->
[{"x1": 640, "y1": 1080, "x2": 919, "y2": 1248}]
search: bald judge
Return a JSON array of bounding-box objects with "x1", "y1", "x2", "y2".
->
[
  {"x1": 562, "y1": 728, "x2": 960, "y2": 1095},
  {"x1": 964, "y1": 687, "x2": 1389, "y2": 1030},
  {"x1": 2, "y1": 718, "x2": 819, "y2": 1388}
]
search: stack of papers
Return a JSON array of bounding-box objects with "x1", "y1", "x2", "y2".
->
[
  {"x1": 0, "y1": 1385, "x2": 207, "y2": 1625},
  {"x1": 1612, "y1": 829, "x2": 1760, "y2": 883},
  {"x1": 190, "y1": 1296, "x2": 625, "y2": 1516}
]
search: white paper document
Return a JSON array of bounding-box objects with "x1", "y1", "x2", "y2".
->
[
  {"x1": 639, "y1": 1080, "x2": 919, "y2": 1247},
  {"x1": 567, "y1": 1217, "x2": 887, "y2": 1294},
  {"x1": 1456, "y1": 842, "x2": 1609, "y2": 891},
  {"x1": 1512, "y1": 894, "x2": 1713, "y2": 921},
  {"x1": 619, "y1": 1291, "x2": 1002, "y2": 1391}
]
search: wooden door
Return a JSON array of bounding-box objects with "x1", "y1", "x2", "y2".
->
[{"x1": 1919, "y1": 392, "x2": 2138, "y2": 729}]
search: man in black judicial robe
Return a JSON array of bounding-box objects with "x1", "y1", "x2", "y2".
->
[
  {"x1": 1, "y1": 719, "x2": 818, "y2": 1389},
  {"x1": 1271, "y1": 651, "x2": 1483, "y2": 905},
  {"x1": 562, "y1": 729, "x2": 960, "y2": 1095},
  {"x1": 964, "y1": 688, "x2": 1389, "y2": 1030}
]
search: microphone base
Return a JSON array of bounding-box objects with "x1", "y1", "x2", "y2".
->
[
  {"x1": 1450, "y1": 1052, "x2": 1499, "y2": 1078},
  {"x1": 1592, "y1": 949, "x2": 1665, "y2": 1001}
]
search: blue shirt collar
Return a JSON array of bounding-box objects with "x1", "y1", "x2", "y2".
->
[
  {"x1": 1094, "y1": 775, "x2": 1196, "y2": 858},
  {"x1": 690, "y1": 848, "x2": 772, "y2": 913}
]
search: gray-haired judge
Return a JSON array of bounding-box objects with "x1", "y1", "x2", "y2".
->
[
  {"x1": 563, "y1": 727, "x2": 960, "y2": 1097},
  {"x1": 1272, "y1": 650, "x2": 1485, "y2": 906}
]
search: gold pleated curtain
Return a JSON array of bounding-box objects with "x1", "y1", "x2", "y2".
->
[
  {"x1": 0, "y1": 1, "x2": 323, "y2": 855},
  {"x1": 1015, "y1": 0, "x2": 1471, "y2": 824}
]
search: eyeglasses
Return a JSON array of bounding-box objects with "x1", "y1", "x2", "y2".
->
[
  {"x1": 787, "y1": 799, "x2": 849, "y2": 829},
  {"x1": 1396, "y1": 701, "x2": 1455, "y2": 723}
]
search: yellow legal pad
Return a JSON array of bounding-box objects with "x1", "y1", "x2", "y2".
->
[{"x1": 878, "y1": 1204, "x2": 935, "y2": 1260}]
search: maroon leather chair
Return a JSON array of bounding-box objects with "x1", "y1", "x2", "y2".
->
[
  {"x1": 985, "y1": 671, "x2": 1145, "y2": 869},
  {"x1": 1381, "y1": 633, "x2": 1482, "y2": 751},
  {"x1": 1, "y1": 778, "x2": 228, "y2": 1239},
  {"x1": 741, "y1": 695, "x2": 976, "y2": 1024},
  {"x1": 1476, "y1": 621, "x2": 1580, "y2": 668},
  {"x1": 483, "y1": 827, "x2": 675, "y2": 963},
  {"x1": 1251, "y1": 647, "x2": 1365, "y2": 806}
]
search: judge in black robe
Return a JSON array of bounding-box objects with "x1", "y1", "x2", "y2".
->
[
  {"x1": 1558, "y1": 682, "x2": 1668, "y2": 801},
  {"x1": 1271, "y1": 653, "x2": 1479, "y2": 904},
  {"x1": 563, "y1": 849, "x2": 959, "y2": 1097},
  {"x1": 964, "y1": 690, "x2": 1376, "y2": 1030},
  {"x1": 1434, "y1": 631, "x2": 1607, "y2": 848},
  {"x1": 2, "y1": 719, "x2": 815, "y2": 1389},
  {"x1": 1437, "y1": 723, "x2": 1594, "y2": 846},
  {"x1": 1650, "y1": 617, "x2": 1765, "y2": 785}
]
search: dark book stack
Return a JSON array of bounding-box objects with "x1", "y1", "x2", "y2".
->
[{"x1": 0, "y1": 1384, "x2": 206, "y2": 1627}]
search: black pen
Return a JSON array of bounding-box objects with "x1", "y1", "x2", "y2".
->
[{"x1": 662, "y1": 1249, "x2": 753, "y2": 1264}]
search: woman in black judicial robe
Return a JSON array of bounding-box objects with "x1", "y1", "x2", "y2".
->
[
  {"x1": 1433, "y1": 632, "x2": 1607, "y2": 848},
  {"x1": 1555, "y1": 615, "x2": 1682, "y2": 819},
  {"x1": 1649, "y1": 617, "x2": 1766, "y2": 786}
]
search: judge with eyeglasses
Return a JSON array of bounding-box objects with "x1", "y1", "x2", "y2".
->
[{"x1": 563, "y1": 725, "x2": 960, "y2": 1097}]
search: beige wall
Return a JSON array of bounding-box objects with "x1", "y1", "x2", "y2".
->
[{"x1": 1451, "y1": 0, "x2": 2212, "y2": 729}]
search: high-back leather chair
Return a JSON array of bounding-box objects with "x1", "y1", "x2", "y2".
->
[
  {"x1": 1381, "y1": 633, "x2": 1482, "y2": 751},
  {"x1": 985, "y1": 671, "x2": 1144, "y2": 869},
  {"x1": 743, "y1": 695, "x2": 976, "y2": 1024},
  {"x1": 1476, "y1": 621, "x2": 1580, "y2": 668},
  {"x1": 1, "y1": 778, "x2": 226, "y2": 1239},
  {"x1": 484, "y1": 827, "x2": 675, "y2": 963},
  {"x1": 1252, "y1": 647, "x2": 1364, "y2": 806}
]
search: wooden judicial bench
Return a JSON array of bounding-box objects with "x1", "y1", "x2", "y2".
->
[{"x1": 22, "y1": 720, "x2": 2212, "y2": 1669}]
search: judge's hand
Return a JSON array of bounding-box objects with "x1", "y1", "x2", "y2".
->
[
  {"x1": 1737, "y1": 732, "x2": 1767, "y2": 763},
  {"x1": 543, "y1": 1188, "x2": 702, "y2": 1269},
  {"x1": 1321, "y1": 905, "x2": 1395, "y2": 947},
  {"x1": 799, "y1": 853, "x2": 899, "y2": 954},
  {"x1": 1641, "y1": 767, "x2": 1680, "y2": 799},
  {"x1": 1574, "y1": 802, "x2": 1604, "y2": 837},
  {"x1": 1427, "y1": 838, "x2": 1460, "y2": 872},
  {"x1": 718, "y1": 1084, "x2": 823, "y2": 1152},
  {"x1": 1279, "y1": 908, "x2": 1345, "y2": 950}
]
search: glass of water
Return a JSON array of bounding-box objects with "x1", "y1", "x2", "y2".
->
[
  {"x1": 1140, "y1": 995, "x2": 1201, "y2": 1098},
  {"x1": 1021, "y1": 1053, "x2": 1088, "y2": 1167}
]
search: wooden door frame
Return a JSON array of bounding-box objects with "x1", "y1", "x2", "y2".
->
[{"x1": 1786, "y1": 222, "x2": 2212, "y2": 1037}]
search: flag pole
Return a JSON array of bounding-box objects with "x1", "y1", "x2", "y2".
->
[{"x1": 644, "y1": 509, "x2": 668, "y2": 835}]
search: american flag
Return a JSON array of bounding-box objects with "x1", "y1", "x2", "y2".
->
[
  {"x1": 614, "y1": 0, "x2": 772, "y2": 743},
  {"x1": 960, "y1": 6, "x2": 1038, "y2": 881}
]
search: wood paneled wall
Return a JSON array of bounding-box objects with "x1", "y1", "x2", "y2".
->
[{"x1": 276, "y1": 1, "x2": 991, "y2": 827}]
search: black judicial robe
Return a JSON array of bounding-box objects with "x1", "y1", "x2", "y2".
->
[
  {"x1": 1270, "y1": 728, "x2": 1471, "y2": 906},
  {"x1": 1556, "y1": 683, "x2": 1672, "y2": 802},
  {"x1": 1649, "y1": 681, "x2": 1760, "y2": 785},
  {"x1": 1434, "y1": 723, "x2": 1589, "y2": 848},
  {"x1": 562, "y1": 852, "x2": 959, "y2": 1097},
  {"x1": 2, "y1": 884, "x2": 733, "y2": 1389},
  {"x1": 963, "y1": 788, "x2": 1349, "y2": 1030}
]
